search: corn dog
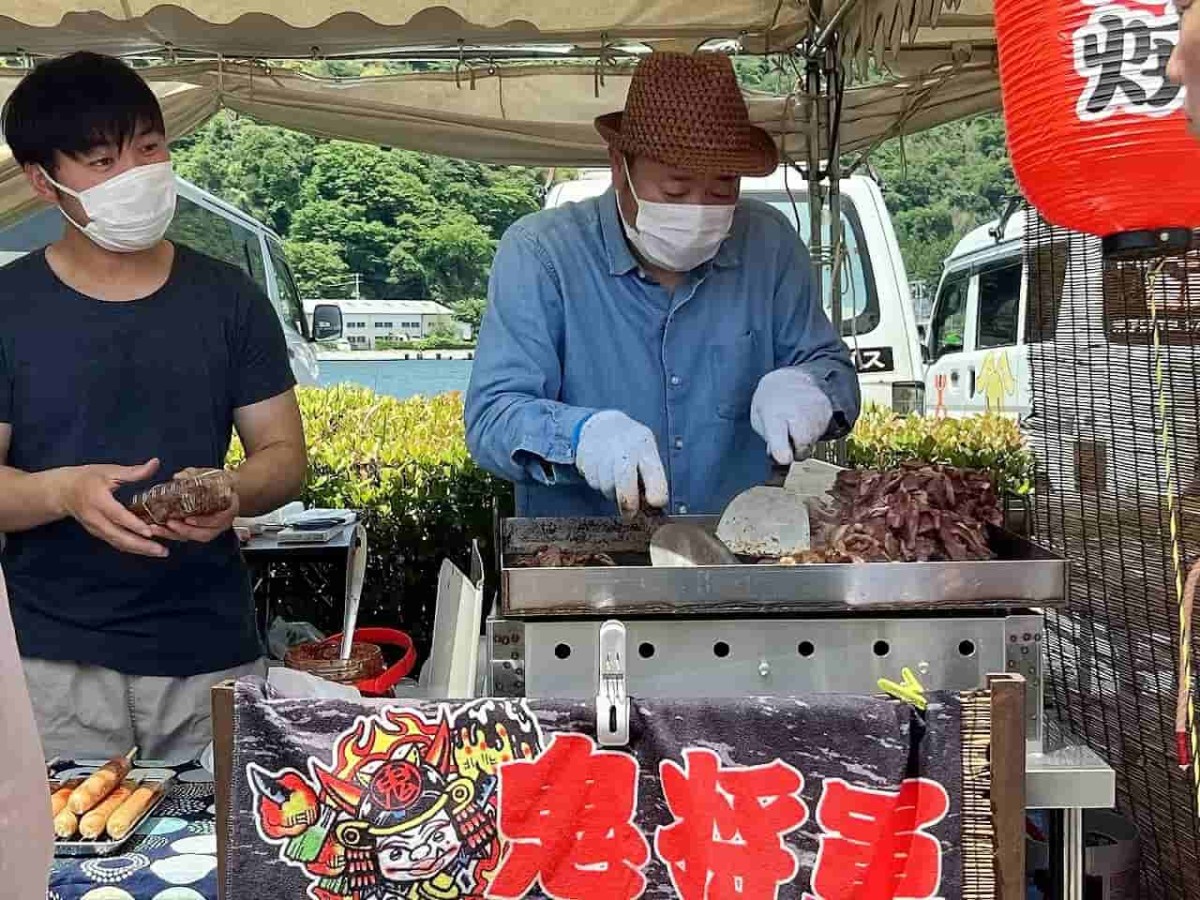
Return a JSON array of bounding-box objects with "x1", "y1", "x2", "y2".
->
[
  {"x1": 53, "y1": 808, "x2": 78, "y2": 839},
  {"x1": 68, "y1": 755, "x2": 132, "y2": 815},
  {"x1": 79, "y1": 785, "x2": 133, "y2": 839},
  {"x1": 105, "y1": 785, "x2": 159, "y2": 840},
  {"x1": 51, "y1": 780, "x2": 80, "y2": 817}
]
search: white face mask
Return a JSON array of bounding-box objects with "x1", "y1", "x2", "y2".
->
[
  {"x1": 40, "y1": 161, "x2": 177, "y2": 253},
  {"x1": 619, "y1": 158, "x2": 736, "y2": 273}
]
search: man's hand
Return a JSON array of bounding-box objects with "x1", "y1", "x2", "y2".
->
[
  {"x1": 51, "y1": 458, "x2": 168, "y2": 558},
  {"x1": 750, "y1": 368, "x2": 834, "y2": 466},
  {"x1": 151, "y1": 468, "x2": 240, "y2": 544},
  {"x1": 575, "y1": 410, "x2": 669, "y2": 517}
]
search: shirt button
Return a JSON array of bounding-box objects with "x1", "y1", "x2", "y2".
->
[
  {"x1": 674, "y1": 437, "x2": 684, "y2": 450},
  {"x1": 670, "y1": 375, "x2": 681, "y2": 387},
  {"x1": 678, "y1": 504, "x2": 689, "y2": 515}
]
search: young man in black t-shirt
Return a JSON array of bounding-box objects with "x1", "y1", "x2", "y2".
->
[{"x1": 0, "y1": 53, "x2": 308, "y2": 760}]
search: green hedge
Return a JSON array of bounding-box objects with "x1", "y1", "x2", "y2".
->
[
  {"x1": 375, "y1": 337, "x2": 476, "y2": 351},
  {"x1": 232, "y1": 389, "x2": 1033, "y2": 646},
  {"x1": 847, "y1": 406, "x2": 1034, "y2": 497},
  {"x1": 410, "y1": 337, "x2": 477, "y2": 351}
]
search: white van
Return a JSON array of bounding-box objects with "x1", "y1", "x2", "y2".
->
[
  {"x1": 545, "y1": 170, "x2": 926, "y2": 413},
  {"x1": 0, "y1": 177, "x2": 343, "y2": 385},
  {"x1": 923, "y1": 209, "x2": 1032, "y2": 419}
]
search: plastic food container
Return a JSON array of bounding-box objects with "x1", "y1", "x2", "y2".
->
[{"x1": 284, "y1": 628, "x2": 416, "y2": 696}]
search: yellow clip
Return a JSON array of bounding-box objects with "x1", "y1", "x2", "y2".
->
[{"x1": 878, "y1": 667, "x2": 928, "y2": 712}]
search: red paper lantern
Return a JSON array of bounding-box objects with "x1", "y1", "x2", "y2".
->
[{"x1": 994, "y1": 0, "x2": 1200, "y2": 257}]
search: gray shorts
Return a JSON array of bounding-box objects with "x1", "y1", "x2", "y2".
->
[{"x1": 22, "y1": 657, "x2": 264, "y2": 762}]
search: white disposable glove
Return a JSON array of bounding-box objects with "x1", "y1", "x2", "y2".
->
[
  {"x1": 750, "y1": 367, "x2": 834, "y2": 466},
  {"x1": 575, "y1": 410, "x2": 669, "y2": 515}
]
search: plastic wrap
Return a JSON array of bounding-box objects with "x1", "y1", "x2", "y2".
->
[{"x1": 127, "y1": 470, "x2": 234, "y2": 525}]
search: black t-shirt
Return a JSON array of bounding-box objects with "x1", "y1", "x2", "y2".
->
[{"x1": 0, "y1": 245, "x2": 296, "y2": 676}]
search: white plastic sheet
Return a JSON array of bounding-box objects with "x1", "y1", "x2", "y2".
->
[{"x1": 0, "y1": 568, "x2": 53, "y2": 897}]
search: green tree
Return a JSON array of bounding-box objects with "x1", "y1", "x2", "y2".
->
[
  {"x1": 170, "y1": 113, "x2": 546, "y2": 308},
  {"x1": 290, "y1": 201, "x2": 399, "y2": 298},
  {"x1": 472, "y1": 175, "x2": 542, "y2": 237},
  {"x1": 732, "y1": 56, "x2": 792, "y2": 95},
  {"x1": 386, "y1": 243, "x2": 430, "y2": 298},
  {"x1": 415, "y1": 212, "x2": 497, "y2": 302},
  {"x1": 172, "y1": 113, "x2": 316, "y2": 234},
  {"x1": 424, "y1": 157, "x2": 490, "y2": 196},
  {"x1": 427, "y1": 318, "x2": 461, "y2": 342},
  {"x1": 301, "y1": 141, "x2": 438, "y2": 224},
  {"x1": 284, "y1": 240, "x2": 351, "y2": 298},
  {"x1": 422, "y1": 159, "x2": 543, "y2": 222},
  {"x1": 286, "y1": 59, "x2": 455, "y2": 79},
  {"x1": 289, "y1": 199, "x2": 362, "y2": 245},
  {"x1": 871, "y1": 113, "x2": 1017, "y2": 285},
  {"x1": 451, "y1": 297, "x2": 488, "y2": 331}
]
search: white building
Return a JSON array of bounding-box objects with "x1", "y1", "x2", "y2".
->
[{"x1": 302, "y1": 299, "x2": 470, "y2": 349}]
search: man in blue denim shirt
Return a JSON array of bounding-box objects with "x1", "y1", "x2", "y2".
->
[{"x1": 466, "y1": 52, "x2": 860, "y2": 518}]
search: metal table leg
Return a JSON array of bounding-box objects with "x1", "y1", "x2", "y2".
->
[
  {"x1": 339, "y1": 525, "x2": 368, "y2": 655},
  {"x1": 1062, "y1": 807, "x2": 1084, "y2": 900}
]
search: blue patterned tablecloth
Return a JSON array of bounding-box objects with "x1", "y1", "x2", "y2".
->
[{"x1": 48, "y1": 761, "x2": 218, "y2": 900}]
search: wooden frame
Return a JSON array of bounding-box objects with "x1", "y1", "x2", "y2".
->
[
  {"x1": 213, "y1": 680, "x2": 235, "y2": 900},
  {"x1": 989, "y1": 673, "x2": 1027, "y2": 899}
]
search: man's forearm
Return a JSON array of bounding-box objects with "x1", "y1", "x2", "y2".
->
[
  {"x1": 465, "y1": 389, "x2": 597, "y2": 487},
  {"x1": 230, "y1": 442, "x2": 307, "y2": 518},
  {"x1": 0, "y1": 465, "x2": 66, "y2": 533}
]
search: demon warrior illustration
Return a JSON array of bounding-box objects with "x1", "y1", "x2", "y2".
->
[{"x1": 247, "y1": 699, "x2": 544, "y2": 899}]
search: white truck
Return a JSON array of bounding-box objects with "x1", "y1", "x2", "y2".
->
[
  {"x1": 922, "y1": 210, "x2": 1031, "y2": 419},
  {"x1": 545, "y1": 169, "x2": 927, "y2": 414}
]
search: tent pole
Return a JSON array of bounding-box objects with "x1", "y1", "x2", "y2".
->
[
  {"x1": 804, "y1": 30, "x2": 847, "y2": 343},
  {"x1": 804, "y1": 19, "x2": 851, "y2": 464},
  {"x1": 807, "y1": 0, "x2": 865, "y2": 59},
  {"x1": 806, "y1": 49, "x2": 825, "y2": 309},
  {"x1": 825, "y1": 38, "x2": 844, "y2": 343}
]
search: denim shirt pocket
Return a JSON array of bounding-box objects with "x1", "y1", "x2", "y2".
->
[{"x1": 709, "y1": 329, "x2": 761, "y2": 420}]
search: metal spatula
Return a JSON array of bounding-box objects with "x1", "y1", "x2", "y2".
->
[
  {"x1": 782, "y1": 457, "x2": 842, "y2": 500},
  {"x1": 649, "y1": 522, "x2": 739, "y2": 567},
  {"x1": 716, "y1": 460, "x2": 812, "y2": 558}
]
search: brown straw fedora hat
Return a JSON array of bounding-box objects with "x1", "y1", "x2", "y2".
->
[{"x1": 595, "y1": 52, "x2": 779, "y2": 178}]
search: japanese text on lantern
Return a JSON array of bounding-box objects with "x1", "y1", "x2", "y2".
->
[
  {"x1": 489, "y1": 733, "x2": 947, "y2": 900},
  {"x1": 1073, "y1": 0, "x2": 1184, "y2": 121}
]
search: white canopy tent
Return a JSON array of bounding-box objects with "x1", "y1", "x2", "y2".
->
[
  {"x1": 1, "y1": 0, "x2": 990, "y2": 60},
  {"x1": 0, "y1": 0, "x2": 999, "y2": 225}
]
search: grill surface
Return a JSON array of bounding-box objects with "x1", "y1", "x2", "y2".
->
[{"x1": 500, "y1": 515, "x2": 1068, "y2": 616}]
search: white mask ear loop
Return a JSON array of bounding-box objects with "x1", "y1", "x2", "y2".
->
[
  {"x1": 37, "y1": 166, "x2": 89, "y2": 234},
  {"x1": 620, "y1": 155, "x2": 644, "y2": 228}
]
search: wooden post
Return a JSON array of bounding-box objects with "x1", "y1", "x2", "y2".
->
[
  {"x1": 212, "y1": 681, "x2": 236, "y2": 900},
  {"x1": 988, "y1": 673, "x2": 1027, "y2": 900}
]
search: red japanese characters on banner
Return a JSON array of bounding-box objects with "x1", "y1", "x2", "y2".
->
[
  {"x1": 488, "y1": 737, "x2": 951, "y2": 900},
  {"x1": 994, "y1": 0, "x2": 1200, "y2": 254},
  {"x1": 245, "y1": 698, "x2": 957, "y2": 900},
  {"x1": 490, "y1": 733, "x2": 651, "y2": 900},
  {"x1": 804, "y1": 778, "x2": 951, "y2": 900},
  {"x1": 656, "y1": 748, "x2": 808, "y2": 900}
]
